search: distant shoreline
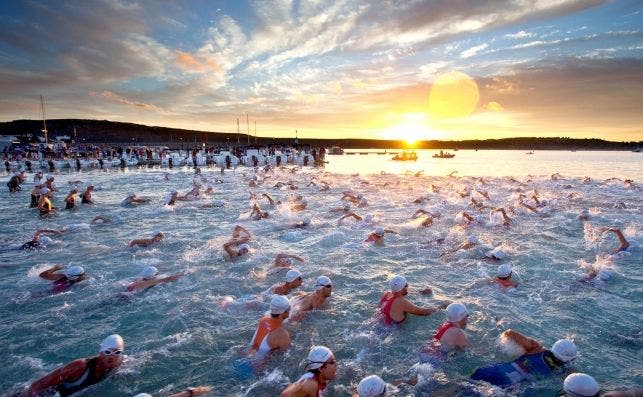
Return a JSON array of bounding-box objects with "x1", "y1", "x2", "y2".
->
[{"x1": 1, "y1": 118, "x2": 641, "y2": 150}]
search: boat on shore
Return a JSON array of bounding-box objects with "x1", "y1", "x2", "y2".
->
[
  {"x1": 432, "y1": 150, "x2": 455, "y2": 159},
  {"x1": 392, "y1": 150, "x2": 418, "y2": 161}
]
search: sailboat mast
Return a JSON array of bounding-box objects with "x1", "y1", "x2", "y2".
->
[
  {"x1": 237, "y1": 118, "x2": 240, "y2": 144},
  {"x1": 246, "y1": 113, "x2": 249, "y2": 144},
  {"x1": 40, "y1": 95, "x2": 48, "y2": 143},
  {"x1": 254, "y1": 121, "x2": 257, "y2": 144}
]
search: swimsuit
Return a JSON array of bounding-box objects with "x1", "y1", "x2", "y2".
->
[
  {"x1": 56, "y1": 356, "x2": 103, "y2": 396},
  {"x1": 250, "y1": 316, "x2": 281, "y2": 358},
  {"x1": 296, "y1": 372, "x2": 327, "y2": 397},
  {"x1": 470, "y1": 350, "x2": 564, "y2": 387},
  {"x1": 379, "y1": 293, "x2": 404, "y2": 325}
]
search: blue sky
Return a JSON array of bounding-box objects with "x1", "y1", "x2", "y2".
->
[{"x1": 0, "y1": 0, "x2": 641, "y2": 141}]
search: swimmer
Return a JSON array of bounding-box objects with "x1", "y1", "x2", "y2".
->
[
  {"x1": 494, "y1": 207, "x2": 511, "y2": 226},
  {"x1": 232, "y1": 225, "x2": 252, "y2": 240},
  {"x1": 412, "y1": 195, "x2": 430, "y2": 204},
  {"x1": 177, "y1": 186, "x2": 200, "y2": 201},
  {"x1": 578, "y1": 209, "x2": 590, "y2": 221},
  {"x1": 470, "y1": 330, "x2": 578, "y2": 388},
  {"x1": 90, "y1": 215, "x2": 112, "y2": 225},
  {"x1": 273, "y1": 253, "x2": 305, "y2": 268},
  {"x1": 439, "y1": 235, "x2": 478, "y2": 257},
  {"x1": 126, "y1": 266, "x2": 184, "y2": 292},
  {"x1": 20, "y1": 229, "x2": 63, "y2": 250},
  {"x1": 378, "y1": 276, "x2": 441, "y2": 326},
  {"x1": 330, "y1": 203, "x2": 352, "y2": 213},
  {"x1": 412, "y1": 209, "x2": 439, "y2": 227},
  {"x1": 270, "y1": 269, "x2": 303, "y2": 295},
  {"x1": 64, "y1": 189, "x2": 78, "y2": 210},
  {"x1": 289, "y1": 276, "x2": 332, "y2": 321},
  {"x1": 134, "y1": 386, "x2": 213, "y2": 397},
  {"x1": 6, "y1": 171, "x2": 26, "y2": 192},
  {"x1": 39, "y1": 264, "x2": 86, "y2": 293},
  {"x1": 248, "y1": 295, "x2": 291, "y2": 358},
  {"x1": 427, "y1": 303, "x2": 470, "y2": 352},
  {"x1": 600, "y1": 227, "x2": 630, "y2": 254},
  {"x1": 165, "y1": 190, "x2": 179, "y2": 206},
  {"x1": 365, "y1": 227, "x2": 397, "y2": 246},
  {"x1": 29, "y1": 184, "x2": 42, "y2": 208},
  {"x1": 128, "y1": 232, "x2": 164, "y2": 248},
  {"x1": 491, "y1": 264, "x2": 520, "y2": 288},
  {"x1": 261, "y1": 193, "x2": 281, "y2": 206},
  {"x1": 21, "y1": 334, "x2": 124, "y2": 397},
  {"x1": 290, "y1": 199, "x2": 307, "y2": 211},
  {"x1": 341, "y1": 192, "x2": 363, "y2": 204},
  {"x1": 223, "y1": 238, "x2": 251, "y2": 259},
  {"x1": 562, "y1": 373, "x2": 600, "y2": 397},
  {"x1": 338, "y1": 211, "x2": 363, "y2": 224},
  {"x1": 80, "y1": 185, "x2": 95, "y2": 204},
  {"x1": 354, "y1": 375, "x2": 388, "y2": 397},
  {"x1": 45, "y1": 176, "x2": 57, "y2": 192},
  {"x1": 37, "y1": 188, "x2": 57, "y2": 215},
  {"x1": 250, "y1": 203, "x2": 270, "y2": 219},
  {"x1": 281, "y1": 346, "x2": 337, "y2": 397},
  {"x1": 122, "y1": 192, "x2": 151, "y2": 206},
  {"x1": 292, "y1": 217, "x2": 312, "y2": 228},
  {"x1": 485, "y1": 246, "x2": 507, "y2": 261}
]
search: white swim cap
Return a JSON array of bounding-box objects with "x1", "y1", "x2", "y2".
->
[
  {"x1": 39, "y1": 236, "x2": 53, "y2": 246},
  {"x1": 305, "y1": 345, "x2": 334, "y2": 370},
  {"x1": 100, "y1": 334, "x2": 124, "y2": 352},
  {"x1": 487, "y1": 247, "x2": 506, "y2": 260},
  {"x1": 467, "y1": 235, "x2": 478, "y2": 244},
  {"x1": 446, "y1": 303, "x2": 468, "y2": 322},
  {"x1": 358, "y1": 375, "x2": 386, "y2": 397},
  {"x1": 357, "y1": 193, "x2": 364, "y2": 199},
  {"x1": 302, "y1": 217, "x2": 311, "y2": 226},
  {"x1": 134, "y1": 394, "x2": 153, "y2": 397},
  {"x1": 498, "y1": 264, "x2": 512, "y2": 277},
  {"x1": 315, "y1": 276, "x2": 332, "y2": 290},
  {"x1": 551, "y1": 339, "x2": 578, "y2": 362},
  {"x1": 390, "y1": 275, "x2": 407, "y2": 292},
  {"x1": 364, "y1": 214, "x2": 373, "y2": 223},
  {"x1": 564, "y1": 373, "x2": 600, "y2": 397},
  {"x1": 212, "y1": 199, "x2": 225, "y2": 207},
  {"x1": 65, "y1": 265, "x2": 85, "y2": 280},
  {"x1": 270, "y1": 295, "x2": 290, "y2": 314},
  {"x1": 127, "y1": 192, "x2": 135, "y2": 197},
  {"x1": 140, "y1": 266, "x2": 158, "y2": 280},
  {"x1": 375, "y1": 227, "x2": 385, "y2": 237},
  {"x1": 286, "y1": 269, "x2": 302, "y2": 282},
  {"x1": 47, "y1": 175, "x2": 54, "y2": 181},
  {"x1": 39, "y1": 187, "x2": 50, "y2": 194},
  {"x1": 238, "y1": 243, "x2": 250, "y2": 253}
]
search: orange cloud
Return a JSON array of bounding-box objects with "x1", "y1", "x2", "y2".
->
[
  {"x1": 175, "y1": 50, "x2": 220, "y2": 72},
  {"x1": 96, "y1": 90, "x2": 158, "y2": 111}
]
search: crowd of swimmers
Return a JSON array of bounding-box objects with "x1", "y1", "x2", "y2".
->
[{"x1": 4, "y1": 164, "x2": 639, "y2": 396}]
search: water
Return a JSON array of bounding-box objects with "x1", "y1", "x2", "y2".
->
[{"x1": 1, "y1": 150, "x2": 641, "y2": 396}]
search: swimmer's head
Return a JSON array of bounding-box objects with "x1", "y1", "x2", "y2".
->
[
  {"x1": 153, "y1": 232, "x2": 164, "y2": 240},
  {"x1": 305, "y1": 345, "x2": 334, "y2": 371},
  {"x1": 357, "y1": 375, "x2": 386, "y2": 397},
  {"x1": 364, "y1": 214, "x2": 373, "y2": 223},
  {"x1": 65, "y1": 265, "x2": 85, "y2": 281},
  {"x1": 140, "y1": 266, "x2": 158, "y2": 280},
  {"x1": 389, "y1": 275, "x2": 407, "y2": 293},
  {"x1": 343, "y1": 204, "x2": 350, "y2": 211},
  {"x1": 563, "y1": 373, "x2": 599, "y2": 397},
  {"x1": 237, "y1": 243, "x2": 250, "y2": 255},
  {"x1": 127, "y1": 192, "x2": 136, "y2": 198},
  {"x1": 486, "y1": 247, "x2": 506, "y2": 260},
  {"x1": 551, "y1": 339, "x2": 578, "y2": 363},
  {"x1": 467, "y1": 235, "x2": 478, "y2": 244},
  {"x1": 596, "y1": 268, "x2": 612, "y2": 281},
  {"x1": 286, "y1": 269, "x2": 302, "y2": 283},
  {"x1": 302, "y1": 217, "x2": 311, "y2": 226},
  {"x1": 39, "y1": 187, "x2": 50, "y2": 195},
  {"x1": 375, "y1": 227, "x2": 385, "y2": 237},
  {"x1": 446, "y1": 303, "x2": 469, "y2": 323},
  {"x1": 38, "y1": 236, "x2": 53, "y2": 246},
  {"x1": 497, "y1": 264, "x2": 512, "y2": 278},
  {"x1": 269, "y1": 295, "x2": 290, "y2": 315},
  {"x1": 47, "y1": 176, "x2": 54, "y2": 181},
  {"x1": 100, "y1": 334, "x2": 124, "y2": 352},
  {"x1": 99, "y1": 334, "x2": 124, "y2": 368},
  {"x1": 357, "y1": 193, "x2": 364, "y2": 199},
  {"x1": 315, "y1": 276, "x2": 332, "y2": 295}
]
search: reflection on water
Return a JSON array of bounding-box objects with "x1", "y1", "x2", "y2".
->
[{"x1": 0, "y1": 151, "x2": 640, "y2": 396}]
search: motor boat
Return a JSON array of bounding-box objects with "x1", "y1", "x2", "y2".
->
[
  {"x1": 432, "y1": 150, "x2": 455, "y2": 158},
  {"x1": 392, "y1": 150, "x2": 418, "y2": 161},
  {"x1": 328, "y1": 146, "x2": 344, "y2": 155}
]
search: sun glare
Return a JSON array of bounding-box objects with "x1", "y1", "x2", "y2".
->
[
  {"x1": 429, "y1": 71, "x2": 479, "y2": 118},
  {"x1": 380, "y1": 113, "x2": 440, "y2": 145}
]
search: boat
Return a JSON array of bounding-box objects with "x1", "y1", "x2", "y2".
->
[
  {"x1": 432, "y1": 150, "x2": 455, "y2": 159},
  {"x1": 632, "y1": 148, "x2": 641, "y2": 152},
  {"x1": 392, "y1": 150, "x2": 418, "y2": 161},
  {"x1": 328, "y1": 146, "x2": 344, "y2": 155},
  {"x1": 526, "y1": 151, "x2": 534, "y2": 155}
]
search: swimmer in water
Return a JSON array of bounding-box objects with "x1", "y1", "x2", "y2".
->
[
  {"x1": 90, "y1": 215, "x2": 112, "y2": 225},
  {"x1": 37, "y1": 187, "x2": 57, "y2": 216},
  {"x1": 412, "y1": 209, "x2": 440, "y2": 227},
  {"x1": 64, "y1": 189, "x2": 78, "y2": 210},
  {"x1": 273, "y1": 252, "x2": 305, "y2": 268},
  {"x1": 165, "y1": 190, "x2": 179, "y2": 206},
  {"x1": 20, "y1": 229, "x2": 64, "y2": 250},
  {"x1": 281, "y1": 346, "x2": 337, "y2": 397},
  {"x1": 470, "y1": 330, "x2": 578, "y2": 388},
  {"x1": 494, "y1": 207, "x2": 511, "y2": 226},
  {"x1": 439, "y1": 235, "x2": 478, "y2": 257},
  {"x1": 39, "y1": 264, "x2": 86, "y2": 293},
  {"x1": 21, "y1": 334, "x2": 124, "y2": 397},
  {"x1": 261, "y1": 193, "x2": 281, "y2": 206},
  {"x1": 378, "y1": 275, "x2": 441, "y2": 326},
  {"x1": 126, "y1": 266, "x2": 184, "y2": 292},
  {"x1": 428, "y1": 303, "x2": 470, "y2": 352},
  {"x1": 270, "y1": 269, "x2": 304, "y2": 295},
  {"x1": 249, "y1": 203, "x2": 269, "y2": 219},
  {"x1": 289, "y1": 276, "x2": 332, "y2": 321},
  {"x1": 122, "y1": 192, "x2": 151, "y2": 206},
  {"x1": 248, "y1": 295, "x2": 291, "y2": 359},
  {"x1": 354, "y1": 375, "x2": 388, "y2": 397},
  {"x1": 490, "y1": 264, "x2": 520, "y2": 288},
  {"x1": 600, "y1": 227, "x2": 630, "y2": 254},
  {"x1": 80, "y1": 185, "x2": 95, "y2": 204},
  {"x1": 365, "y1": 227, "x2": 397, "y2": 246},
  {"x1": 128, "y1": 232, "x2": 164, "y2": 248},
  {"x1": 338, "y1": 211, "x2": 363, "y2": 224},
  {"x1": 134, "y1": 386, "x2": 213, "y2": 397},
  {"x1": 330, "y1": 203, "x2": 352, "y2": 213},
  {"x1": 224, "y1": 226, "x2": 252, "y2": 259}
]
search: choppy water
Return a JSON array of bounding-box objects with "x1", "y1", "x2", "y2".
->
[{"x1": 1, "y1": 150, "x2": 641, "y2": 396}]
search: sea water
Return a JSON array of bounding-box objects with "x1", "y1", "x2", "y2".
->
[{"x1": 0, "y1": 150, "x2": 640, "y2": 396}]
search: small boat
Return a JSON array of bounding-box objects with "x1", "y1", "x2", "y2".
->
[
  {"x1": 526, "y1": 151, "x2": 534, "y2": 155},
  {"x1": 328, "y1": 146, "x2": 344, "y2": 155},
  {"x1": 432, "y1": 150, "x2": 455, "y2": 159},
  {"x1": 392, "y1": 150, "x2": 418, "y2": 161},
  {"x1": 632, "y1": 148, "x2": 641, "y2": 152}
]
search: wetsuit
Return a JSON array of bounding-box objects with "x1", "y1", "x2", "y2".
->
[
  {"x1": 56, "y1": 357, "x2": 105, "y2": 396},
  {"x1": 379, "y1": 292, "x2": 403, "y2": 325},
  {"x1": 30, "y1": 193, "x2": 40, "y2": 208},
  {"x1": 7, "y1": 176, "x2": 21, "y2": 192},
  {"x1": 20, "y1": 240, "x2": 40, "y2": 250},
  {"x1": 81, "y1": 193, "x2": 92, "y2": 204},
  {"x1": 470, "y1": 350, "x2": 565, "y2": 387},
  {"x1": 65, "y1": 199, "x2": 75, "y2": 210}
]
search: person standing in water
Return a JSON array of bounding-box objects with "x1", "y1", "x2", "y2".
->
[{"x1": 378, "y1": 275, "x2": 441, "y2": 325}]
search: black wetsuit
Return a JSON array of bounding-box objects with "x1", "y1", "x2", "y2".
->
[{"x1": 20, "y1": 240, "x2": 39, "y2": 250}]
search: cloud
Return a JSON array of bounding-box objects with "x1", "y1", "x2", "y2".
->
[
  {"x1": 506, "y1": 30, "x2": 534, "y2": 39},
  {"x1": 461, "y1": 43, "x2": 489, "y2": 58},
  {"x1": 92, "y1": 90, "x2": 160, "y2": 112}
]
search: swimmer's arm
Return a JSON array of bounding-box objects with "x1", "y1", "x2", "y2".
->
[
  {"x1": 502, "y1": 329, "x2": 542, "y2": 353},
  {"x1": 160, "y1": 273, "x2": 185, "y2": 283},
  {"x1": 39, "y1": 265, "x2": 64, "y2": 280},
  {"x1": 233, "y1": 225, "x2": 251, "y2": 239},
  {"x1": 608, "y1": 228, "x2": 630, "y2": 251},
  {"x1": 403, "y1": 300, "x2": 437, "y2": 316},
  {"x1": 90, "y1": 215, "x2": 111, "y2": 224},
  {"x1": 23, "y1": 359, "x2": 88, "y2": 397},
  {"x1": 168, "y1": 386, "x2": 213, "y2": 397},
  {"x1": 600, "y1": 388, "x2": 643, "y2": 397},
  {"x1": 223, "y1": 240, "x2": 240, "y2": 257},
  {"x1": 128, "y1": 239, "x2": 151, "y2": 247}
]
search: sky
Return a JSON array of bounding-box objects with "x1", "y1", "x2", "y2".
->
[{"x1": 0, "y1": 0, "x2": 642, "y2": 142}]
